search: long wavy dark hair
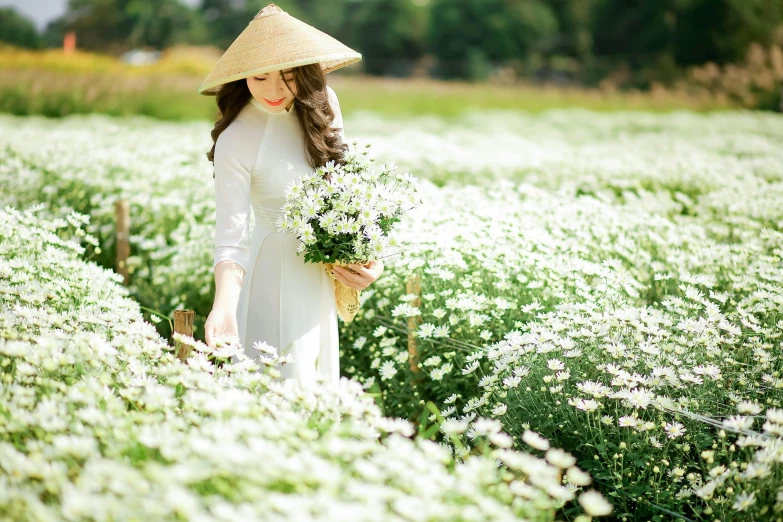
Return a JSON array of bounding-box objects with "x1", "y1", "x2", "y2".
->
[{"x1": 206, "y1": 63, "x2": 347, "y2": 170}]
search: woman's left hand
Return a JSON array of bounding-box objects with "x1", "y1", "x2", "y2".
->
[{"x1": 331, "y1": 259, "x2": 384, "y2": 291}]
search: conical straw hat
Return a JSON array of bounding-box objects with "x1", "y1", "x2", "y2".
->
[{"x1": 198, "y1": 3, "x2": 362, "y2": 95}]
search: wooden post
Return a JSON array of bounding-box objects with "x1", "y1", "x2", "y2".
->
[
  {"x1": 172, "y1": 310, "x2": 195, "y2": 361},
  {"x1": 115, "y1": 199, "x2": 130, "y2": 286},
  {"x1": 406, "y1": 273, "x2": 422, "y2": 374}
]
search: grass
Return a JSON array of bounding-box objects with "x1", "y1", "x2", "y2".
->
[
  {"x1": 329, "y1": 75, "x2": 733, "y2": 117},
  {"x1": 0, "y1": 45, "x2": 736, "y2": 120}
]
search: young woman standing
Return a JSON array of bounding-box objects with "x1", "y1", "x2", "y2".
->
[{"x1": 197, "y1": 4, "x2": 384, "y2": 388}]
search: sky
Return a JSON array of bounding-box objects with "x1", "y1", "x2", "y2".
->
[
  {"x1": 0, "y1": 0, "x2": 68, "y2": 30},
  {"x1": 0, "y1": 0, "x2": 200, "y2": 31}
]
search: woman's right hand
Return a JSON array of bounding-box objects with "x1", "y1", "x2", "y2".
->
[{"x1": 204, "y1": 307, "x2": 239, "y2": 348}]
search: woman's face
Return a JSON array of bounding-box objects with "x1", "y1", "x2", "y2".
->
[{"x1": 246, "y1": 69, "x2": 297, "y2": 112}]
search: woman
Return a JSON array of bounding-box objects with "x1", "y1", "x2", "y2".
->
[{"x1": 197, "y1": 4, "x2": 384, "y2": 388}]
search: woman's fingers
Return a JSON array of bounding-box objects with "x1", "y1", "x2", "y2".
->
[
  {"x1": 205, "y1": 324, "x2": 214, "y2": 348},
  {"x1": 348, "y1": 262, "x2": 371, "y2": 273},
  {"x1": 345, "y1": 264, "x2": 371, "y2": 278},
  {"x1": 331, "y1": 266, "x2": 351, "y2": 286},
  {"x1": 228, "y1": 317, "x2": 239, "y2": 337},
  {"x1": 333, "y1": 265, "x2": 361, "y2": 283},
  {"x1": 347, "y1": 262, "x2": 380, "y2": 284},
  {"x1": 332, "y1": 265, "x2": 366, "y2": 290},
  {"x1": 330, "y1": 261, "x2": 382, "y2": 290}
]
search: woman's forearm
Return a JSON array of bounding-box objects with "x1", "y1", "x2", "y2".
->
[{"x1": 213, "y1": 260, "x2": 246, "y2": 313}]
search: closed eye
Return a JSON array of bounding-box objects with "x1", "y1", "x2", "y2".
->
[{"x1": 254, "y1": 76, "x2": 294, "y2": 82}]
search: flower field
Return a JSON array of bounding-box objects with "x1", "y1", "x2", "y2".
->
[
  {"x1": 0, "y1": 204, "x2": 587, "y2": 521},
  {"x1": 1, "y1": 108, "x2": 783, "y2": 520}
]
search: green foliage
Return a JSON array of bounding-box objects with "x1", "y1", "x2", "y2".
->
[
  {"x1": 2, "y1": 0, "x2": 781, "y2": 88},
  {"x1": 0, "y1": 8, "x2": 42, "y2": 49},
  {"x1": 427, "y1": 0, "x2": 559, "y2": 79},
  {"x1": 59, "y1": 0, "x2": 198, "y2": 52},
  {"x1": 585, "y1": 0, "x2": 783, "y2": 87},
  {"x1": 346, "y1": 0, "x2": 428, "y2": 76}
]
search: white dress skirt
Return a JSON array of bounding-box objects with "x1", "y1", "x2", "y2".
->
[{"x1": 211, "y1": 86, "x2": 345, "y2": 389}]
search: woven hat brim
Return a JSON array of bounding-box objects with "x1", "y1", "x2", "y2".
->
[
  {"x1": 197, "y1": 11, "x2": 362, "y2": 96},
  {"x1": 199, "y1": 55, "x2": 362, "y2": 95}
]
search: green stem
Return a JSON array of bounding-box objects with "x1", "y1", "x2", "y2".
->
[{"x1": 139, "y1": 305, "x2": 173, "y2": 334}]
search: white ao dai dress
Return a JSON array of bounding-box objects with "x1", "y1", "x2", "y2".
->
[{"x1": 212, "y1": 86, "x2": 345, "y2": 389}]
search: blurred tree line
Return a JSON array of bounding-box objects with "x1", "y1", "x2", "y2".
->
[{"x1": 1, "y1": 0, "x2": 782, "y2": 88}]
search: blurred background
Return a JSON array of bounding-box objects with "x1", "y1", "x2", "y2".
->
[{"x1": 0, "y1": 0, "x2": 782, "y2": 119}]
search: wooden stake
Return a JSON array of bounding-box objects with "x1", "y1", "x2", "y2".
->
[
  {"x1": 115, "y1": 199, "x2": 130, "y2": 286},
  {"x1": 406, "y1": 273, "x2": 422, "y2": 374},
  {"x1": 172, "y1": 310, "x2": 195, "y2": 362}
]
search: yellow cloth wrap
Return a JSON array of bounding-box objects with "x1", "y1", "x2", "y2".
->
[{"x1": 322, "y1": 262, "x2": 363, "y2": 323}]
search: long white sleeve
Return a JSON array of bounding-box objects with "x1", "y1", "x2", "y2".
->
[
  {"x1": 213, "y1": 131, "x2": 252, "y2": 273},
  {"x1": 326, "y1": 85, "x2": 345, "y2": 142}
]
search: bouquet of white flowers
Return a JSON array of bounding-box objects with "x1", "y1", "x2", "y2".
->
[{"x1": 276, "y1": 141, "x2": 420, "y2": 322}]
